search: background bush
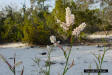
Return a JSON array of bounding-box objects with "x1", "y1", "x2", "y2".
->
[{"x1": 0, "y1": 0, "x2": 112, "y2": 44}]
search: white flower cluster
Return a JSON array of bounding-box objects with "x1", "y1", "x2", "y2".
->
[
  {"x1": 66, "y1": 7, "x2": 75, "y2": 26},
  {"x1": 57, "y1": 7, "x2": 86, "y2": 37},
  {"x1": 72, "y1": 22, "x2": 86, "y2": 37},
  {"x1": 50, "y1": 35, "x2": 56, "y2": 43},
  {"x1": 57, "y1": 7, "x2": 75, "y2": 31}
]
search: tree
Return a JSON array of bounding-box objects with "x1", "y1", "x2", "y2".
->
[
  {"x1": 0, "y1": 11, "x2": 5, "y2": 41},
  {"x1": 1, "y1": 6, "x2": 23, "y2": 42}
]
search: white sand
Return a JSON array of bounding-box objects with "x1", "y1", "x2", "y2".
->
[
  {"x1": 0, "y1": 43, "x2": 112, "y2": 75},
  {"x1": 0, "y1": 42, "x2": 28, "y2": 48},
  {"x1": 87, "y1": 34, "x2": 112, "y2": 39}
]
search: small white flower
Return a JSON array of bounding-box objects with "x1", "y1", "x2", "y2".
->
[
  {"x1": 53, "y1": 41, "x2": 60, "y2": 47},
  {"x1": 50, "y1": 35, "x2": 56, "y2": 43},
  {"x1": 57, "y1": 41, "x2": 60, "y2": 44},
  {"x1": 72, "y1": 22, "x2": 86, "y2": 36}
]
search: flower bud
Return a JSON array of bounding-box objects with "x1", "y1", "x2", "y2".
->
[{"x1": 50, "y1": 35, "x2": 56, "y2": 43}]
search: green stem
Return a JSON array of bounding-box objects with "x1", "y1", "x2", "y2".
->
[
  {"x1": 63, "y1": 36, "x2": 73, "y2": 75},
  {"x1": 63, "y1": 48, "x2": 72, "y2": 75}
]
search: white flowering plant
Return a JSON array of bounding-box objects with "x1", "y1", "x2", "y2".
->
[
  {"x1": 57, "y1": 7, "x2": 86, "y2": 40},
  {"x1": 46, "y1": 7, "x2": 87, "y2": 75}
]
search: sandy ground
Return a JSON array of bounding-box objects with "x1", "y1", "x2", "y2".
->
[
  {"x1": 87, "y1": 31, "x2": 112, "y2": 39},
  {"x1": 0, "y1": 43, "x2": 112, "y2": 75},
  {"x1": 0, "y1": 43, "x2": 28, "y2": 48},
  {"x1": 87, "y1": 34, "x2": 112, "y2": 39}
]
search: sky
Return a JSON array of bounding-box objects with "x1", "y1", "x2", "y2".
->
[
  {"x1": 0, "y1": 0, "x2": 105, "y2": 12},
  {"x1": 0, "y1": 0, "x2": 55, "y2": 11}
]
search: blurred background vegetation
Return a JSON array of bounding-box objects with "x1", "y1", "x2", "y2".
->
[{"x1": 0, "y1": 0, "x2": 112, "y2": 44}]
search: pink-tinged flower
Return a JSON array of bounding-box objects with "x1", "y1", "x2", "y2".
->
[
  {"x1": 57, "y1": 7, "x2": 75, "y2": 31},
  {"x1": 72, "y1": 22, "x2": 86, "y2": 36},
  {"x1": 50, "y1": 35, "x2": 56, "y2": 43},
  {"x1": 60, "y1": 22, "x2": 69, "y2": 31},
  {"x1": 66, "y1": 7, "x2": 75, "y2": 26}
]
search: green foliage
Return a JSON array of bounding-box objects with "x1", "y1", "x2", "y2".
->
[
  {"x1": 0, "y1": 13, "x2": 5, "y2": 41},
  {"x1": 52, "y1": 0, "x2": 65, "y2": 21},
  {"x1": 1, "y1": 8, "x2": 23, "y2": 42},
  {"x1": 0, "y1": 0, "x2": 111, "y2": 44},
  {"x1": 22, "y1": 10, "x2": 51, "y2": 44}
]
